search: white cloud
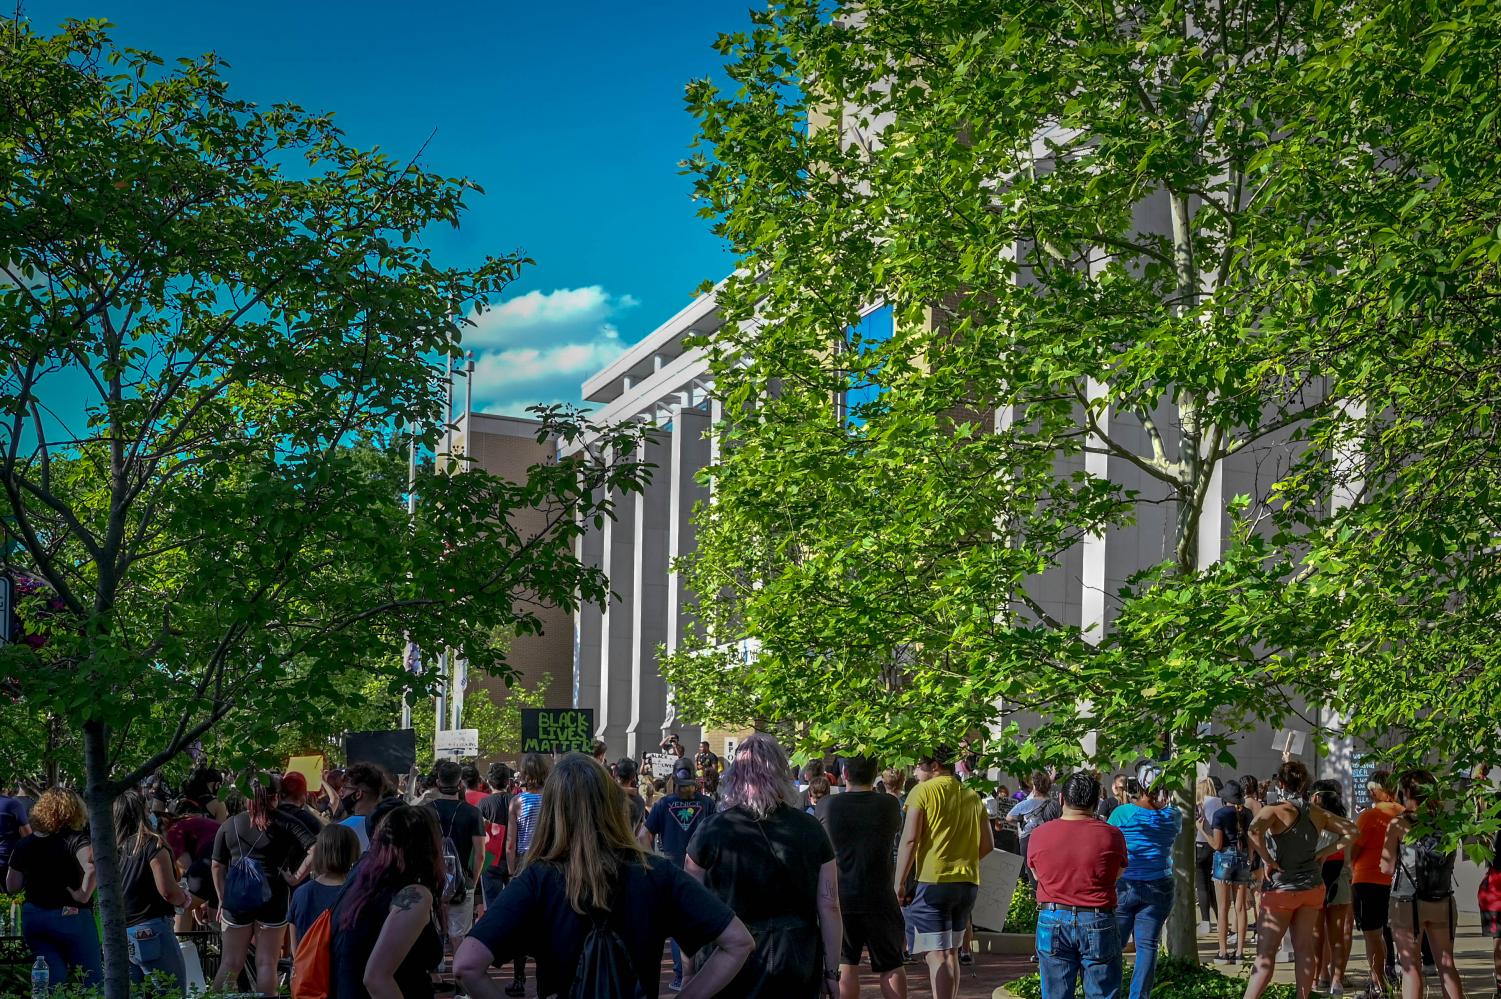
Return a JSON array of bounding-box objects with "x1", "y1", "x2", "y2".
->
[{"x1": 462, "y1": 286, "x2": 637, "y2": 416}]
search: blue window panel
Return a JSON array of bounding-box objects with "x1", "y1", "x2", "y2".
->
[{"x1": 843, "y1": 304, "x2": 894, "y2": 427}]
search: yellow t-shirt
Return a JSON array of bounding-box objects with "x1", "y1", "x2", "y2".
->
[{"x1": 908, "y1": 774, "x2": 985, "y2": 884}]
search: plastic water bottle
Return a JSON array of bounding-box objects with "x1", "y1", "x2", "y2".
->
[{"x1": 30, "y1": 956, "x2": 48, "y2": 998}]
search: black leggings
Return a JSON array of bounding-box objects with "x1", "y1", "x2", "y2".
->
[{"x1": 1195, "y1": 842, "x2": 1219, "y2": 921}]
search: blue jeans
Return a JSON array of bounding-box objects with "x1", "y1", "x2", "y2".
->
[
  {"x1": 1036, "y1": 908, "x2": 1122, "y2": 999},
  {"x1": 670, "y1": 937, "x2": 683, "y2": 980},
  {"x1": 1115, "y1": 877, "x2": 1174, "y2": 999},
  {"x1": 126, "y1": 915, "x2": 185, "y2": 989},
  {"x1": 21, "y1": 902, "x2": 103, "y2": 989}
]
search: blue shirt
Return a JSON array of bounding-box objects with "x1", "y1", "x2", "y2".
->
[
  {"x1": 288, "y1": 878, "x2": 344, "y2": 941},
  {"x1": 339, "y1": 815, "x2": 370, "y2": 853},
  {"x1": 1108, "y1": 803, "x2": 1180, "y2": 881}
]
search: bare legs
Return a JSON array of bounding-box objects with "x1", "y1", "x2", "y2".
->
[
  {"x1": 1244, "y1": 904, "x2": 1323, "y2": 999},
  {"x1": 1363, "y1": 927, "x2": 1392, "y2": 995},
  {"x1": 1395, "y1": 912, "x2": 1465, "y2": 999},
  {"x1": 1320, "y1": 903, "x2": 1353, "y2": 991},
  {"x1": 926, "y1": 948, "x2": 960, "y2": 999},
  {"x1": 1216, "y1": 881, "x2": 1250, "y2": 957},
  {"x1": 839, "y1": 963, "x2": 909, "y2": 999}
]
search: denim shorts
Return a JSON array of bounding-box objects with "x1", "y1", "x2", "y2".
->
[{"x1": 1212, "y1": 848, "x2": 1252, "y2": 885}]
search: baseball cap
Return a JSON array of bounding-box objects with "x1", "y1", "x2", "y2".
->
[{"x1": 673, "y1": 764, "x2": 699, "y2": 785}]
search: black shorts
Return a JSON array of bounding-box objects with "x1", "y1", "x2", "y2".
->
[
  {"x1": 222, "y1": 884, "x2": 289, "y2": 929},
  {"x1": 841, "y1": 907, "x2": 906, "y2": 974},
  {"x1": 1353, "y1": 883, "x2": 1391, "y2": 931}
]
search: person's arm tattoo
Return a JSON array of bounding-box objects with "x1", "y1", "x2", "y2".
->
[{"x1": 391, "y1": 885, "x2": 424, "y2": 912}]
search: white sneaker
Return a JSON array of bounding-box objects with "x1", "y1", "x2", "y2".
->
[{"x1": 1198, "y1": 921, "x2": 1212, "y2": 934}]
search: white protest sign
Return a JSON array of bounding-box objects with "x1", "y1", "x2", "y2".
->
[
  {"x1": 970, "y1": 849, "x2": 1024, "y2": 932},
  {"x1": 645, "y1": 753, "x2": 677, "y2": 778},
  {"x1": 1272, "y1": 728, "x2": 1307, "y2": 756},
  {"x1": 434, "y1": 728, "x2": 480, "y2": 760}
]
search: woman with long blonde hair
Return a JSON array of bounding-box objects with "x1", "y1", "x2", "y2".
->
[
  {"x1": 687, "y1": 733, "x2": 843, "y2": 998},
  {"x1": 456, "y1": 753, "x2": 752, "y2": 999}
]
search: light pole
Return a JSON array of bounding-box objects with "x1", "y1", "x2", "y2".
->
[
  {"x1": 400, "y1": 422, "x2": 418, "y2": 730},
  {"x1": 449, "y1": 351, "x2": 476, "y2": 731}
]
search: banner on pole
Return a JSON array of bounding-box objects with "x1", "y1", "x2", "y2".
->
[{"x1": 520, "y1": 709, "x2": 595, "y2": 755}]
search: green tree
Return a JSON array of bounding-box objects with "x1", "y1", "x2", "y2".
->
[
  {"x1": 666, "y1": 0, "x2": 1501, "y2": 957},
  {"x1": 0, "y1": 20, "x2": 649, "y2": 996}
]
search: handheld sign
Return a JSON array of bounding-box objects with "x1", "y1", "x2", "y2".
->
[
  {"x1": 344, "y1": 729, "x2": 416, "y2": 778},
  {"x1": 286, "y1": 755, "x2": 324, "y2": 789},
  {"x1": 1272, "y1": 728, "x2": 1307, "y2": 757},
  {"x1": 434, "y1": 728, "x2": 481, "y2": 760},
  {"x1": 520, "y1": 709, "x2": 595, "y2": 755},
  {"x1": 644, "y1": 753, "x2": 677, "y2": 779}
]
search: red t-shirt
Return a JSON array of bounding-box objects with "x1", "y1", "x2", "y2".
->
[{"x1": 1028, "y1": 817, "x2": 1129, "y2": 908}]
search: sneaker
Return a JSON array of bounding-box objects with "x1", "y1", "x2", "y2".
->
[
  {"x1": 1198, "y1": 921, "x2": 1213, "y2": 934},
  {"x1": 959, "y1": 952, "x2": 974, "y2": 966},
  {"x1": 667, "y1": 978, "x2": 684, "y2": 993},
  {"x1": 1215, "y1": 953, "x2": 1236, "y2": 965}
]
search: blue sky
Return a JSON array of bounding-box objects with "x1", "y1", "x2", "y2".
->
[{"x1": 22, "y1": 1, "x2": 751, "y2": 416}]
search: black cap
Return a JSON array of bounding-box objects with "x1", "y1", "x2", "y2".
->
[{"x1": 673, "y1": 765, "x2": 699, "y2": 785}]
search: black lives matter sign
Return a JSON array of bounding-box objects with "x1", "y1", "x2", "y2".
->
[{"x1": 520, "y1": 708, "x2": 595, "y2": 755}]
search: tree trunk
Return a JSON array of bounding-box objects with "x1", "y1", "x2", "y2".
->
[
  {"x1": 83, "y1": 719, "x2": 130, "y2": 999},
  {"x1": 1165, "y1": 768, "x2": 1200, "y2": 959}
]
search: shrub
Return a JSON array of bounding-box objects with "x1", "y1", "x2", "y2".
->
[
  {"x1": 1007, "y1": 878, "x2": 1039, "y2": 932},
  {"x1": 1006, "y1": 955, "x2": 1296, "y2": 999}
]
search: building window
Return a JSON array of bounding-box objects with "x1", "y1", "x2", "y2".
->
[{"x1": 842, "y1": 303, "x2": 894, "y2": 428}]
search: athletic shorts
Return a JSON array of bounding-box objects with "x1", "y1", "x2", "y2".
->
[
  {"x1": 1322, "y1": 860, "x2": 1352, "y2": 907},
  {"x1": 1478, "y1": 869, "x2": 1501, "y2": 938},
  {"x1": 905, "y1": 882, "x2": 978, "y2": 954},
  {"x1": 841, "y1": 907, "x2": 906, "y2": 973},
  {"x1": 222, "y1": 886, "x2": 289, "y2": 929},
  {"x1": 1389, "y1": 894, "x2": 1455, "y2": 933},
  {"x1": 1352, "y1": 883, "x2": 1391, "y2": 931},
  {"x1": 1261, "y1": 886, "x2": 1326, "y2": 910}
]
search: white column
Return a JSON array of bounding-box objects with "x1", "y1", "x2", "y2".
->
[
  {"x1": 665, "y1": 405, "x2": 711, "y2": 748},
  {"x1": 1080, "y1": 379, "x2": 1110, "y2": 759},
  {"x1": 573, "y1": 488, "x2": 604, "y2": 713},
  {"x1": 597, "y1": 453, "x2": 636, "y2": 754},
  {"x1": 627, "y1": 432, "x2": 672, "y2": 758}
]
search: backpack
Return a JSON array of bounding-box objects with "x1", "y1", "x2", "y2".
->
[
  {"x1": 569, "y1": 905, "x2": 647, "y2": 999},
  {"x1": 290, "y1": 907, "x2": 335, "y2": 999},
  {"x1": 1400, "y1": 832, "x2": 1455, "y2": 902},
  {"x1": 222, "y1": 824, "x2": 272, "y2": 914},
  {"x1": 440, "y1": 805, "x2": 471, "y2": 905}
]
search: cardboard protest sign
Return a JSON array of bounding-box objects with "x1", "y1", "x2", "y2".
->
[{"x1": 344, "y1": 729, "x2": 416, "y2": 778}]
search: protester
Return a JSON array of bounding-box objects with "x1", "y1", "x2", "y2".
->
[
  {"x1": 328, "y1": 804, "x2": 445, "y2": 998},
  {"x1": 615, "y1": 757, "x2": 647, "y2": 836},
  {"x1": 1382, "y1": 769, "x2": 1464, "y2": 999},
  {"x1": 210, "y1": 773, "x2": 317, "y2": 995},
  {"x1": 478, "y1": 763, "x2": 513, "y2": 908},
  {"x1": 881, "y1": 768, "x2": 908, "y2": 803},
  {"x1": 687, "y1": 732, "x2": 841, "y2": 998},
  {"x1": 894, "y1": 746, "x2": 991, "y2": 999},
  {"x1": 1205, "y1": 779, "x2": 1254, "y2": 964},
  {"x1": 181, "y1": 768, "x2": 229, "y2": 821},
  {"x1": 1311, "y1": 779, "x2": 1355, "y2": 995},
  {"x1": 697, "y1": 740, "x2": 721, "y2": 783},
  {"x1": 1196, "y1": 777, "x2": 1224, "y2": 934},
  {"x1": 1109, "y1": 778, "x2": 1178, "y2": 999},
  {"x1": 5, "y1": 787, "x2": 103, "y2": 989},
  {"x1": 428, "y1": 759, "x2": 487, "y2": 951},
  {"x1": 1243, "y1": 760, "x2": 1358, "y2": 999},
  {"x1": 1351, "y1": 770, "x2": 1402, "y2": 998},
  {"x1": 461, "y1": 764, "x2": 487, "y2": 807},
  {"x1": 279, "y1": 771, "x2": 325, "y2": 838},
  {"x1": 645, "y1": 759, "x2": 719, "y2": 990},
  {"x1": 455, "y1": 753, "x2": 753, "y2": 998},
  {"x1": 505, "y1": 753, "x2": 552, "y2": 996},
  {"x1": 1098, "y1": 775, "x2": 1128, "y2": 821},
  {"x1": 166, "y1": 798, "x2": 222, "y2": 931},
  {"x1": 339, "y1": 763, "x2": 388, "y2": 852},
  {"x1": 818, "y1": 754, "x2": 907, "y2": 999},
  {"x1": 289, "y1": 822, "x2": 360, "y2": 948},
  {"x1": 1241, "y1": 775, "x2": 1267, "y2": 925},
  {"x1": 806, "y1": 774, "x2": 833, "y2": 814},
  {"x1": 1009, "y1": 772, "x2": 1056, "y2": 866},
  {"x1": 1481, "y1": 793, "x2": 1501, "y2": 999},
  {"x1": 1028, "y1": 772, "x2": 1129, "y2": 999},
  {"x1": 0, "y1": 783, "x2": 30, "y2": 888},
  {"x1": 113, "y1": 790, "x2": 190, "y2": 989}
]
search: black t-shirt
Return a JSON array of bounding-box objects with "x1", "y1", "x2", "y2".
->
[
  {"x1": 687, "y1": 803, "x2": 835, "y2": 927},
  {"x1": 1211, "y1": 804, "x2": 1251, "y2": 852},
  {"x1": 428, "y1": 798, "x2": 484, "y2": 877},
  {"x1": 468, "y1": 853, "x2": 733, "y2": 999},
  {"x1": 816, "y1": 790, "x2": 903, "y2": 914},
  {"x1": 10, "y1": 833, "x2": 83, "y2": 909},
  {"x1": 478, "y1": 792, "x2": 511, "y2": 828},
  {"x1": 278, "y1": 802, "x2": 323, "y2": 841},
  {"x1": 329, "y1": 882, "x2": 443, "y2": 999},
  {"x1": 119, "y1": 836, "x2": 174, "y2": 925},
  {"x1": 211, "y1": 811, "x2": 316, "y2": 895}
]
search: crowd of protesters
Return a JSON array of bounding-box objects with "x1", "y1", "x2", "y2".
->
[{"x1": 0, "y1": 745, "x2": 1498, "y2": 999}]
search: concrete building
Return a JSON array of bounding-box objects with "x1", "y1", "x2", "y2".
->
[{"x1": 449, "y1": 412, "x2": 576, "y2": 729}]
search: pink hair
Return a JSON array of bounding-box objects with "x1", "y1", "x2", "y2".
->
[{"x1": 719, "y1": 733, "x2": 796, "y2": 819}]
